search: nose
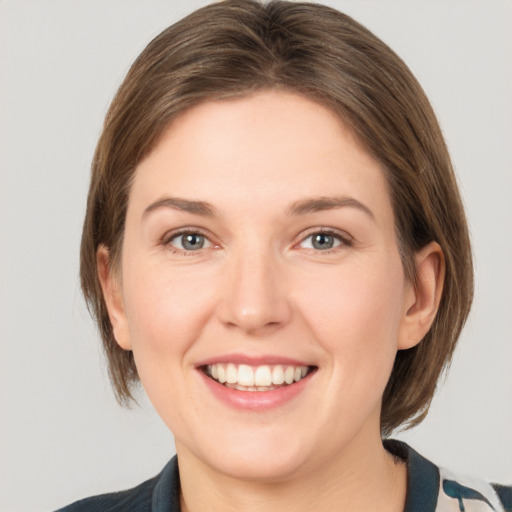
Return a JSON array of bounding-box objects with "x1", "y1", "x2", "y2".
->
[{"x1": 217, "y1": 246, "x2": 292, "y2": 336}]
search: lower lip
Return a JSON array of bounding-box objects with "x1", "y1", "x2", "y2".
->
[{"x1": 199, "y1": 370, "x2": 314, "y2": 411}]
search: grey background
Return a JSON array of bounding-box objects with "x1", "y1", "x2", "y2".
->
[{"x1": 1, "y1": 1, "x2": 511, "y2": 511}]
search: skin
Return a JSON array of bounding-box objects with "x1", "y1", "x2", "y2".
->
[{"x1": 98, "y1": 90, "x2": 444, "y2": 512}]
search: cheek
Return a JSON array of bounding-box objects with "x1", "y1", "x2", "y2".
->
[
  {"x1": 296, "y1": 257, "x2": 405, "y2": 364},
  {"x1": 122, "y1": 263, "x2": 217, "y2": 359},
  {"x1": 120, "y1": 264, "x2": 220, "y2": 424}
]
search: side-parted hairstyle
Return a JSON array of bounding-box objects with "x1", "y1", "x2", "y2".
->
[{"x1": 80, "y1": 0, "x2": 473, "y2": 436}]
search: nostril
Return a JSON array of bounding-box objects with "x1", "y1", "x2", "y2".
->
[{"x1": 216, "y1": 266, "x2": 293, "y2": 333}]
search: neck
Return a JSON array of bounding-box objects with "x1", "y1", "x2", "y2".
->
[{"x1": 176, "y1": 434, "x2": 407, "y2": 512}]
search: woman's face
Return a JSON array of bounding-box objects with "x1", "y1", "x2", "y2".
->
[{"x1": 103, "y1": 90, "x2": 419, "y2": 481}]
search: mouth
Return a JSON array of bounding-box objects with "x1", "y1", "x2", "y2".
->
[{"x1": 202, "y1": 363, "x2": 317, "y2": 392}]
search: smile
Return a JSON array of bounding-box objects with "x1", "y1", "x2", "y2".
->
[{"x1": 204, "y1": 363, "x2": 315, "y2": 392}]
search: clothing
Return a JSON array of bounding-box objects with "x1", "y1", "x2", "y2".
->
[{"x1": 55, "y1": 440, "x2": 512, "y2": 512}]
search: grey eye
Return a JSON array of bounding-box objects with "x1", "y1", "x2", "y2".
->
[
  {"x1": 312, "y1": 233, "x2": 335, "y2": 250},
  {"x1": 299, "y1": 232, "x2": 343, "y2": 251},
  {"x1": 170, "y1": 233, "x2": 210, "y2": 251},
  {"x1": 182, "y1": 234, "x2": 205, "y2": 250}
]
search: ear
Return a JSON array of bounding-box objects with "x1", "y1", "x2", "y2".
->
[
  {"x1": 97, "y1": 245, "x2": 132, "y2": 351},
  {"x1": 397, "y1": 241, "x2": 445, "y2": 350}
]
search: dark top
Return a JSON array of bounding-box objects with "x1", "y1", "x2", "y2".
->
[{"x1": 55, "y1": 440, "x2": 512, "y2": 512}]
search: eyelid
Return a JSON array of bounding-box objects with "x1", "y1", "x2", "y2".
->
[
  {"x1": 295, "y1": 227, "x2": 353, "y2": 250},
  {"x1": 162, "y1": 227, "x2": 218, "y2": 252},
  {"x1": 160, "y1": 226, "x2": 352, "y2": 254},
  {"x1": 162, "y1": 226, "x2": 208, "y2": 242}
]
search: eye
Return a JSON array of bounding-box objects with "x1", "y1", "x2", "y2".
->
[
  {"x1": 167, "y1": 232, "x2": 212, "y2": 251},
  {"x1": 299, "y1": 231, "x2": 348, "y2": 251}
]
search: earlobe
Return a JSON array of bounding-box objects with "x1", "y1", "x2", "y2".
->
[
  {"x1": 96, "y1": 245, "x2": 132, "y2": 351},
  {"x1": 398, "y1": 242, "x2": 445, "y2": 350}
]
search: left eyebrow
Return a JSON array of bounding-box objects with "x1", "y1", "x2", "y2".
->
[
  {"x1": 143, "y1": 197, "x2": 216, "y2": 218},
  {"x1": 287, "y1": 195, "x2": 375, "y2": 220}
]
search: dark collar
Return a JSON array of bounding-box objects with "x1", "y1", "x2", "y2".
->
[
  {"x1": 385, "y1": 439, "x2": 440, "y2": 512},
  {"x1": 151, "y1": 455, "x2": 181, "y2": 512},
  {"x1": 151, "y1": 440, "x2": 440, "y2": 512}
]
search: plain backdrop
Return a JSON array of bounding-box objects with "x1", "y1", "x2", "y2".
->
[{"x1": 1, "y1": 1, "x2": 511, "y2": 511}]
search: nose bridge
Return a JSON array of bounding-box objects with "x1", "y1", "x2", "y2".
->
[{"x1": 219, "y1": 237, "x2": 291, "y2": 334}]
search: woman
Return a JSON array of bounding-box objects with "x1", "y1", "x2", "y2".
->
[{"x1": 57, "y1": 1, "x2": 511, "y2": 511}]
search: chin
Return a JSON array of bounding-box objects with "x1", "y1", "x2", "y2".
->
[
  {"x1": 181, "y1": 428, "x2": 316, "y2": 483},
  {"x1": 210, "y1": 451, "x2": 310, "y2": 483}
]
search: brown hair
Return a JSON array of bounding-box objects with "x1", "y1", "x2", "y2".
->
[{"x1": 80, "y1": 0, "x2": 473, "y2": 436}]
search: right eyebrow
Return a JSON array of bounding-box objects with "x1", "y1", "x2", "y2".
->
[
  {"x1": 287, "y1": 195, "x2": 375, "y2": 220},
  {"x1": 143, "y1": 197, "x2": 216, "y2": 218}
]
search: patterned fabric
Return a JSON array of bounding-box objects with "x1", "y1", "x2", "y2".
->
[
  {"x1": 55, "y1": 441, "x2": 511, "y2": 512},
  {"x1": 436, "y1": 468, "x2": 506, "y2": 512}
]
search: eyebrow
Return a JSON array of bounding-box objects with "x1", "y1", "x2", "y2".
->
[
  {"x1": 287, "y1": 195, "x2": 375, "y2": 219},
  {"x1": 143, "y1": 197, "x2": 216, "y2": 217},
  {"x1": 143, "y1": 195, "x2": 375, "y2": 220}
]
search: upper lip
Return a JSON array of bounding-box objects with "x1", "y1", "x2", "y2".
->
[{"x1": 195, "y1": 353, "x2": 315, "y2": 368}]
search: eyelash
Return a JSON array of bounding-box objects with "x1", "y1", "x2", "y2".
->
[
  {"x1": 163, "y1": 228, "x2": 214, "y2": 255},
  {"x1": 297, "y1": 229, "x2": 353, "y2": 254},
  {"x1": 162, "y1": 228, "x2": 352, "y2": 255}
]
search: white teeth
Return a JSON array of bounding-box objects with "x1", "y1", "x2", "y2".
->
[
  {"x1": 237, "y1": 364, "x2": 255, "y2": 386},
  {"x1": 217, "y1": 364, "x2": 227, "y2": 383},
  {"x1": 206, "y1": 363, "x2": 312, "y2": 390},
  {"x1": 226, "y1": 363, "x2": 237, "y2": 384},
  {"x1": 254, "y1": 365, "x2": 272, "y2": 387},
  {"x1": 284, "y1": 366, "x2": 295, "y2": 384},
  {"x1": 272, "y1": 365, "x2": 285, "y2": 385}
]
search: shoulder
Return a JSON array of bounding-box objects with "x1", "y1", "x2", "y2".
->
[
  {"x1": 494, "y1": 485, "x2": 512, "y2": 511},
  {"x1": 54, "y1": 456, "x2": 180, "y2": 512},
  {"x1": 54, "y1": 475, "x2": 159, "y2": 512},
  {"x1": 385, "y1": 439, "x2": 512, "y2": 512},
  {"x1": 438, "y1": 465, "x2": 512, "y2": 512}
]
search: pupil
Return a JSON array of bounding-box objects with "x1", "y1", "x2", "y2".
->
[
  {"x1": 313, "y1": 233, "x2": 333, "y2": 250},
  {"x1": 183, "y1": 234, "x2": 204, "y2": 250}
]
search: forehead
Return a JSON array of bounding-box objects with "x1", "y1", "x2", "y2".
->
[{"x1": 130, "y1": 90, "x2": 391, "y2": 218}]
